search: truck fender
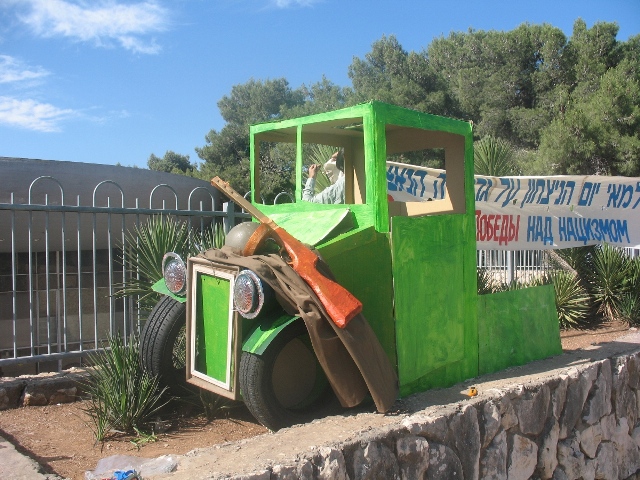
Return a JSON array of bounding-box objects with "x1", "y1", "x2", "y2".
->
[
  {"x1": 151, "y1": 278, "x2": 186, "y2": 303},
  {"x1": 242, "y1": 314, "x2": 302, "y2": 355}
]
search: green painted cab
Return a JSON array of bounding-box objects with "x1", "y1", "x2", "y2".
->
[{"x1": 248, "y1": 101, "x2": 479, "y2": 396}]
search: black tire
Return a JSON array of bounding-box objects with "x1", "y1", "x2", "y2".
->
[
  {"x1": 140, "y1": 296, "x2": 189, "y2": 395},
  {"x1": 239, "y1": 321, "x2": 334, "y2": 431}
]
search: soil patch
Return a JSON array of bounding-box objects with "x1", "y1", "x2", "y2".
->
[
  {"x1": 559, "y1": 319, "x2": 633, "y2": 351},
  {"x1": 0, "y1": 402, "x2": 267, "y2": 480},
  {"x1": 0, "y1": 320, "x2": 635, "y2": 480}
]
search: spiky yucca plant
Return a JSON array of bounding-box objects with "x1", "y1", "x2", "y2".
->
[
  {"x1": 474, "y1": 136, "x2": 519, "y2": 176},
  {"x1": 615, "y1": 293, "x2": 640, "y2": 326},
  {"x1": 477, "y1": 267, "x2": 495, "y2": 295},
  {"x1": 547, "y1": 271, "x2": 591, "y2": 329},
  {"x1": 82, "y1": 334, "x2": 168, "y2": 442},
  {"x1": 590, "y1": 244, "x2": 633, "y2": 322},
  {"x1": 115, "y1": 216, "x2": 225, "y2": 312}
]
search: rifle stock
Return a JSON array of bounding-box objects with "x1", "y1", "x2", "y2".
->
[{"x1": 211, "y1": 177, "x2": 362, "y2": 328}]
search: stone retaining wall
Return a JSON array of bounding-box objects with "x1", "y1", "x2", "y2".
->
[
  {"x1": 5, "y1": 350, "x2": 640, "y2": 479},
  {"x1": 206, "y1": 348, "x2": 640, "y2": 480},
  {"x1": 0, "y1": 368, "x2": 87, "y2": 409}
]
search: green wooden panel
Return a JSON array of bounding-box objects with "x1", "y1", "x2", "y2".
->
[
  {"x1": 392, "y1": 213, "x2": 478, "y2": 396},
  {"x1": 318, "y1": 227, "x2": 396, "y2": 367},
  {"x1": 195, "y1": 273, "x2": 231, "y2": 383},
  {"x1": 478, "y1": 285, "x2": 562, "y2": 375},
  {"x1": 270, "y1": 209, "x2": 351, "y2": 246}
]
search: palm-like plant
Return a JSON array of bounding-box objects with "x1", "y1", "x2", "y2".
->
[
  {"x1": 477, "y1": 267, "x2": 495, "y2": 295},
  {"x1": 474, "y1": 136, "x2": 519, "y2": 176},
  {"x1": 116, "y1": 215, "x2": 225, "y2": 312},
  {"x1": 552, "y1": 246, "x2": 595, "y2": 281},
  {"x1": 615, "y1": 293, "x2": 640, "y2": 326},
  {"x1": 547, "y1": 271, "x2": 591, "y2": 329},
  {"x1": 590, "y1": 244, "x2": 633, "y2": 322},
  {"x1": 82, "y1": 334, "x2": 168, "y2": 442}
]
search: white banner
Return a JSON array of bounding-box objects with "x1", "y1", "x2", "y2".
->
[{"x1": 386, "y1": 161, "x2": 640, "y2": 250}]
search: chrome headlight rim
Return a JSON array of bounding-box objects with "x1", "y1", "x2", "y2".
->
[
  {"x1": 162, "y1": 252, "x2": 187, "y2": 295},
  {"x1": 233, "y1": 269, "x2": 265, "y2": 319}
]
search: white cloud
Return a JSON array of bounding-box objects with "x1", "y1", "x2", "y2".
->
[
  {"x1": 0, "y1": 55, "x2": 50, "y2": 84},
  {"x1": 0, "y1": 96, "x2": 77, "y2": 132},
  {"x1": 14, "y1": 0, "x2": 169, "y2": 54}
]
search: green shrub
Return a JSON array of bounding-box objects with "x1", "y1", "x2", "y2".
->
[
  {"x1": 474, "y1": 136, "x2": 520, "y2": 176},
  {"x1": 615, "y1": 293, "x2": 640, "y2": 326},
  {"x1": 477, "y1": 267, "x2": 495, "y2": 295},
  {"x1": 116, "y1": 215, "x2": 225, "y2": 312},
  {"x1": 547, "y1": 271, "x2": 591, "y2": 329},
  {"x1": 590, "y1": 244, "x2": 634, "y2": 322},
  {"x1": 82, "y1": 334, "x2": 168, "y2": 442}
]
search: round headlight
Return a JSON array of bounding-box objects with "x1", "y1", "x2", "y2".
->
[
  {"x1": 162, "y1": 252, "x2": 186, "y2": 294},
  {"x1": 233, "y1": 270, "x2": 267, "y2": 319}
]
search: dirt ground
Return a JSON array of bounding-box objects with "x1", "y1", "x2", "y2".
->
[{"x1": 0, "y1": 320, "x2": 635, "y2": 480}]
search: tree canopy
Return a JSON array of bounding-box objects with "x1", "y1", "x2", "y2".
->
[
  {"x1": 147, "y1": 151, "x2": 194, "y2": 174},
  {"x1": 151, "y1": 19, "x2": 640, "y2": 199}
]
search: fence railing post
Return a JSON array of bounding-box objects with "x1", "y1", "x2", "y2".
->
[
  {"x1": 507, "y1": 250, "x2": 516, "y2": 284},
  {"x1": 223, "y1": 201, "x2": 236, "y2": 234}
]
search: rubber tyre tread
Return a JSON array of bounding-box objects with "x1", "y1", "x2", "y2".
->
[
  {"x1": 140, "y1": 296, "x2": 188, "y2": 394},
  {"x1": 239, "y1": 321, "x2": 331, "y2": 431}
]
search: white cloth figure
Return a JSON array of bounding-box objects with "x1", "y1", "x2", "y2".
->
[{"x1": 303, "y1": 157, "x2": 345, "y2": 204}]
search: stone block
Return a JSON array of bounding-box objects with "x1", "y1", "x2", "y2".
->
[
  {"x1": 594, "y1": 441, "x2": 617, "y2": 480},
  {"x1": 21, "y1": 375, "x2": 81, "y2": 407},
  {"x1": 0, "y1": 381, "x2": 25, "y2": 410},
  {"x1": 507, "y1": 433, "x2": 537, "y2": 480},
  {"x1": 401, "y1": 413, "x2": 448, "y2": 444},
  {"x1": 316, "y1": 447, "x2": 347, "y2": 480},
  {"x1": 425, "y1": 443, "x2": 463, "y2": 480},
  {"x1": 480, "y1": 430, "x2": 507, "y2": 480},
  {"x1": 582, "y1": 360, "x2": 612, "y2": 425},
  {"x1": 537, "y1": 418, "x2": 559, "y2": 480},
  {"x1": 552, "y1": 375, "x2": 569, "y2": 420},
  {"x1": 578, "y1": 424, "x2": 602, "y2": 459},
  {"x1": 480, "y1": 400, "x2": 501, "y2": 449},
  {"x1": 557, "y1": 436, "x2": 586, "y2": 480},
  {"x1": 448, "y1": 404, "x2": 480, "y2": 480},
  {"x1": 559, "y1": 372, "x2": 594, "y2": 439},
  {"x1": 498, "y1": 395, "x2": 519, "y2": 431},
  {"x1": 611, "y1": 418, "x2": 640, "y2": 479},
  {"x1": 351, "y1": 441, "x2": 399, "y2": 480},
  {"x1": 514, "y1": 385, "x2": 550, "y2": 435},
  {"x1": 396, "y1": 435, "x2": 429, "y2": 480}
]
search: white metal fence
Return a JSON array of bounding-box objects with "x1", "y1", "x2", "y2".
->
[
  {"x1": 477, "y1": 247, "x2": 640, "y2": 286},
  {"x1": 0, "y1": 174, "x2": 249, "y2": 374}
]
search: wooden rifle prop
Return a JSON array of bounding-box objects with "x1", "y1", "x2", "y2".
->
[{"x1": 211, "y1": 176, "x2": 362, "y2": 328}]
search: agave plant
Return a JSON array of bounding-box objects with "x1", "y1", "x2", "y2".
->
[
  {"x1": 547, "y1": 271, "x2": 591, "y2": 329},
  {"x1": 115, "y1": 215, "x2": 225, "y2": 312},
  {"x1": 474, "y1": 136, "x2": 519, "y2": 176},
  {"x1": 477, "y1": 267, "x2": 495, "y2": 295},
  {"x1": 551, "y1": 246, "x2": 595, "y2": 282},
  {"x1": 615, "y1": 293, "x2": 640, "y2": 326},
  {"x1": 81, "y1": 334, "x2": 168, "y2": 442},
  {"x1": 590, "y1": 244, "x2": 633, "y2": 322}
]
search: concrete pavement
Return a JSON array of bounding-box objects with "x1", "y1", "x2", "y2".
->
[{"x1": 0, "y1": 434, "x2": 62, "y2": 479}]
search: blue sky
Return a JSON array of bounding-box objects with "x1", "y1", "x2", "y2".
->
[{"x1": 1, "y1": 0, "x2": 638, "y2": 169}]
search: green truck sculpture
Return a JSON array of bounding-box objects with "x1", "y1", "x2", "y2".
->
[{"x1": 141, "y1": 101, "x2": 562, "y2": 430}]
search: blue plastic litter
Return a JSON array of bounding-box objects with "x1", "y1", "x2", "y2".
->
[{"x1": 113, "y1": 470, "x2": 141, "y2": 480}]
